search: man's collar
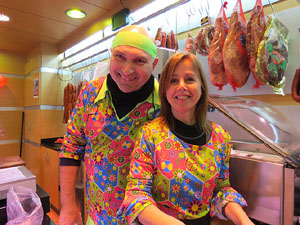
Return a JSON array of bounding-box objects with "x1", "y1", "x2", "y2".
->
[
  {"x1": 94, "y1": 76, "x2": 109, "y2": 103},
  {"x1": 148, "y1": 78, "x2": 160, "y2": 106},
  {"x1": 94, "y1": 76, "x2": 160, "y2": 105}
]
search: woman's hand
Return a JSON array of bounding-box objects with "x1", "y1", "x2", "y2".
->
[
  {"x1": 224, "y1": 202, "x2": 254, "y2": 225},
  {"x1": 138, "y1": 204, "x2": 185, "y2": 225}
]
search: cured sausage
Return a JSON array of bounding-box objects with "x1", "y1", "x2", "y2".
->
[
  {"x1": 195, "y1": 26, "x2": 215, "y2": 56},
  {"x1": 246, "y1": 0, "x2": 266, "y2": 88},
  {"x1": 166, "y1": 33, "x2": 172, "y2": 49},
  {"x1": 161, "y1": 32, "x2": 167, "y2": 48},
  {"x1": 170, "y1": 30, "x2": 176, "y2": 50},
  {"x1": 292, "y1": 69, "x2": 300, "y2": 102},
  {"x1": 155, "y1": 27, "x2": 162, "y2": 46},
  {"x1": 184, "y1": 32, "x2": 196, "y2": 55},
  {"x1": 63, "y1": 83, "x2": 77, "y2": 123}
]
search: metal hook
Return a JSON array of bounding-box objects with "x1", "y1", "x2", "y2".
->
[
  {"x1": 165, "y1": 14, "x2": 169, "y2": 26},
  {"x1": 186, "y1": 4, "x2": 195, "y2": 31},
  {"x1": 267, "y1": 0, "x2": 276, "y2": 16},
  {"x1": 198, "y1": 4, "x2": 203, "y2": 16},
  {"x1": 206, "y1": 0, "x2": 210, "y2": 17},
  {"x1": 186, "y1": 4, "x2": 196, "y2": 17}
]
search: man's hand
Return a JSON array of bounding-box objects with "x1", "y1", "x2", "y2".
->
[{"x1": 59, "y1": 203, "x2": 82, "y2": 225}]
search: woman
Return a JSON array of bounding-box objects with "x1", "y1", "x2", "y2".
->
[{"x1": 118, "y1": 52, "x2": 253, "y2": 225}]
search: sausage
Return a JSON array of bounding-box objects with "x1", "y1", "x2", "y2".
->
[
  {"x1": 291, "y1": 69, "x2": 300, "y2": 102},
  {"x1": 155, "y1": 27, "x2": 162, "y2": 42},
  {"x1": 170, "y1": 30, "x2": 176, "y2": 49},
  {"x1": 166, "y1": 33, "x2": 172, "y2": 49},
  {"x1": 161, "y1": 32, "x2": 167, "y2": 48},
  {"x1": 63, "y1": 83, "x2": 77, "y2": 123}
]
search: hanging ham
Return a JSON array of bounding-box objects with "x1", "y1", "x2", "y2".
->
[
  {"x1": 208, "y1": 6, "x2": 228, "y2": 90},
  {"x1": 223, "y1": 0, "x2": 249, "y2": 91}
]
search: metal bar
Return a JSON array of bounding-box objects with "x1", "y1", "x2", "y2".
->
[
  {"x1": 64, "y1": 49, "x2": 109, "y2": 70},
  {"x1": 207, "y1": 97, "x2": 293, "y2": 165},
  {"x1": 283, "y1": 167, "x2": 295, "y2": 225}
]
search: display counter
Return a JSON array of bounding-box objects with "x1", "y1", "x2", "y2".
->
[{"x1": 208, "y1": 95, "x2": 300, "y2": 225}]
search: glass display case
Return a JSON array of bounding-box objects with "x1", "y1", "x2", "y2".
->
[{"x1": 207, "y1": 95, "x2": 300, "y2": 225}]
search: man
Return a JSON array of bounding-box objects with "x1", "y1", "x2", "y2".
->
[{"x1": 59, "y1": 25, "x2": 160, "y2": 225}]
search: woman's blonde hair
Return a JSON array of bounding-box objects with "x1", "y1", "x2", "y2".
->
[{"x1": 158, "y1": 52, "x2": 211, "y2": 134}]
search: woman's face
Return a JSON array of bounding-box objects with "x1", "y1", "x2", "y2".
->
[{"x1": 166, "y1": 58, "x2": 202, "y2": 124}]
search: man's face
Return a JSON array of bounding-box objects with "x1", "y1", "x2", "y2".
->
[{"x1": 110, "y1": 45, "x2": 157, "y2": 93}]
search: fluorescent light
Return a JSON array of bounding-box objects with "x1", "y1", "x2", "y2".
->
[
  {"x1": 0, "y1": 14, "x2": 9, "y2": 21},
  {"x1": 65, "y1": 9, "x2": 86, "y2": 19}
]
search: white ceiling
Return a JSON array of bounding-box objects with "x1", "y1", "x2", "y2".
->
[{"x1": 0, "y1": 0, "x2": 151, "y2": 54}]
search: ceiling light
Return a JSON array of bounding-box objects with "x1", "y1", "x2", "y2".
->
[
  {"x1": 65, "y1": 9, "x2": 86, "y2": 19},
  {"x1": 0, "y1": 14, "x2": 9, "y2": 22}
]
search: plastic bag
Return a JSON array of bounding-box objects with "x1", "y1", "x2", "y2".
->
[
  {"x1": 208, "y1": 6, "x2": 228, "y2": 90},
  {"x1": 6, "y1": 186, "x2": 43, "y2": 225},
  {"x1": 93, "y1": 61, "x2": 109, "y2": 80},
  {"x1": 246, "y1": 0, "x2": 266, "y2": 88},
  {"x1": 255, "y1": 16, "x2": 289, "y2": 95},
  {"x1": 223, "y1": 0, "x2": 250, "y2": 91}
]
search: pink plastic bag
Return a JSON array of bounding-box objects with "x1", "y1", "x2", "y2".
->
[{"x1": 6, "y1": 186, "x2": 43, "y2": 225}]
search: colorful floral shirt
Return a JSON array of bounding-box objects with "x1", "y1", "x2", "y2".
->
[
  {"x1": 118, "y1": 117, "x2": 247, "y2": 224},
  {"x1": 59, "y1": 76, "x2": 160, "y2": 225}
]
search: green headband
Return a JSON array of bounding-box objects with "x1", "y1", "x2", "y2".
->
[{"x1": 112, "y1": 31, "x2": 157, "y2": 58}]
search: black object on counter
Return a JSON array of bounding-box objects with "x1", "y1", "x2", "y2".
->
[{"x1": 41, "y1": 137, "x2": 63, "y2": 151}]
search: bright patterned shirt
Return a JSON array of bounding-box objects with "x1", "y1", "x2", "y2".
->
[
  {"x1": 118, "y1": 117, "x2": 247, "y2": 224},
  {"x1": 59, "y1": 76, "x2": 160, "y2": 225}
]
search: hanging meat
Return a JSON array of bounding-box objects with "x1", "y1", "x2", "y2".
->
[
  {"x1": 255, "y1": 16, "x2": 289, "y2": 95},
  {"x1": 246, "y1": 0, "x2": 266, "y2": 88},
  {"x1": 170, "y1": 30, "x2": 178, "y2": 50},
  {"x1": 208, "y1": 6, "x2": 228, "y2": 90},
  {"x1": 154, "y1": 28, "x2": 178, "y2": 50},
  {"x1": 195, "y1": 25, "x2": 215, "y2": 56},
  {"x1": 184, "y1": 32, "x2": 196, "y2": 55},
  {"x1": 291, "y1": 69, "x2": 300, "y2": 103},
  {"x1": 223, "y1": 0, "x2": 249, "y2": 91},
  {"x1": 63, "y1": 83, "x2": 77, "y2": 123},
  {"x1": 161, "y1": 31, "x2": 167, "y2": 48},
  {"x1": 166, "y1": 32, "x2": 172, "y2": 49},
  {"x1": 155, "y1": 27, "x2": 162, "y2": 47}
]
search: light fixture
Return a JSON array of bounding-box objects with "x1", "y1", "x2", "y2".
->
[
  {"x1": 65, "y1": 9, "x2": 86, "y2": 19},
  {"x1": 0, "y1": 13, "x2": 9, "y2": 22}
]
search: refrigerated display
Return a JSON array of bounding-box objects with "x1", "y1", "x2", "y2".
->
[{"x1": 207, "y1": 95, "x2": 300, "y2": 225}]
